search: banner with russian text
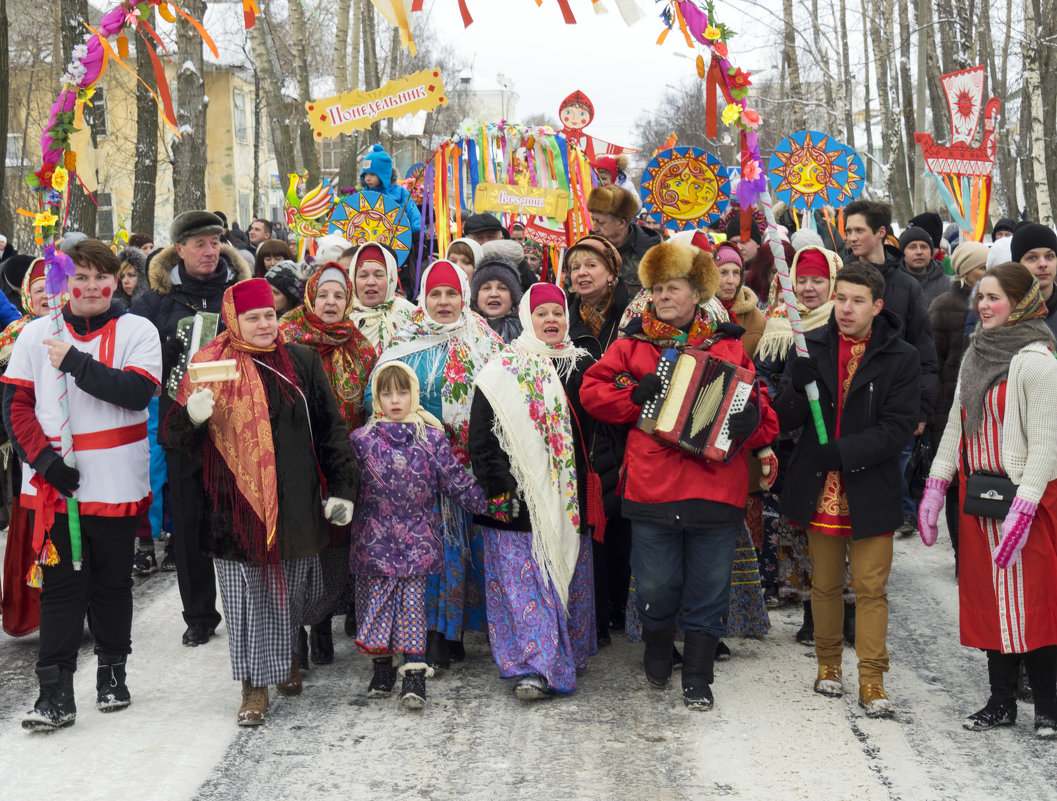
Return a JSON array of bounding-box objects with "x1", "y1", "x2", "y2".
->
[{"x1": 307, "y1": 68, "x2": 447, "y2": 140}]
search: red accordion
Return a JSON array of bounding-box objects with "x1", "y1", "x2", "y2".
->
[{"x1": 637, "y1": 348, "x2": 757, "y2": 463}]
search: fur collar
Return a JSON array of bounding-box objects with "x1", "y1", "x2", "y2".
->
[
  {"x1": 148, "y1": 243, "x2": 252, "y2": 295},
  {"x1": 729, "y1": 285, "x2": 759, "y2": 317}
]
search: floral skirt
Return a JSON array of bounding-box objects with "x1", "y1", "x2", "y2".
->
[
  {"x1": 424, "y1": 513, "x2": 487, "y2": 639},
  {"x1": 482, "y1": 528, "x2": 596, "y2": 692}
]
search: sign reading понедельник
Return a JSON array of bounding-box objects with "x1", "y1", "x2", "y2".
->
[{"x1": 306, "y1": 68, "x2": 447, "y2": 139}]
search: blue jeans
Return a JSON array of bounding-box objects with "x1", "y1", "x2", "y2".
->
[{"x1": 630, "y1": 519, "x2": 739, "y2": 639}]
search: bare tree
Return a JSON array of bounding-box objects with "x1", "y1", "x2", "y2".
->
[
  {"x1": 781, "y1": 0, "x2": 807, "y2": 131},
  {"x1": 249, "y1": 6, "x2": 295, "y2": 182},
  {"x1": 131, "y1": 12, "x2": 158, "y2": 237},
  {"x1": 0, "y1": 0, "x2": 12, "y2": 238},
  {"x1": 288, "y1": 0, "x2": 321, "y2": 185},
  {"x1": 171, "y1": 0, "x2": 207, "y2": 215},
  {"x1": 867, "y1": 0, "x2": 912, "y2": 221}
]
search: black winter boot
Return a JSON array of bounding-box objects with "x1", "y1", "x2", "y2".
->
[
  {"x1": 343, "y1": 591, "x2": 357, "y2": 638},
  {"x1": 295, "y1": 626, "x2": 310, "y2": 671},
  {"x1": 425, "y1": 631, "x2": 449, "y2": 670},
  {"x1": 843, "y1": 602, "x2": 856, "y2": 647},
  {"x1": 22, "y1": 665, "x2": 76, "y2": 731},
  {"x1": 367, "y1": 656, "x2": 398, "y2": 697},
  {"x1": 641, "y1": 623, "x2": 677, "y2": 687},
  {"x1": 96, "y1": 653, "x2": 131, "y2": 712},
  {"x1": 399, "y1": 663, "x2": 433, "y2": 709},
  {"x1": 682, "y1": 631, "x2": 718, "y2": 710},
  {"x1": 796, "y1": 601, "x2": 814, "y2": 645},
  {"x1": 1023, "y1": 645, "x2": 1057, "y2": 739},
  {"x1": 310, "y1": 616, "x2": 334, "y2": 665},
  {"x1": 964, "y1": 650, "x2": 1019, "y2": 731}
]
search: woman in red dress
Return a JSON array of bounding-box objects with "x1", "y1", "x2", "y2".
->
[{"x1": 919, "y1": 261, "x2": 1057, "y2": 740}]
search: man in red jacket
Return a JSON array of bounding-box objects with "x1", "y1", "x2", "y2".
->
[{"x1": 581, "y1": 238, "x2": 778, "y2": 711}]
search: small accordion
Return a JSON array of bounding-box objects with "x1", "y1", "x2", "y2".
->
[{"x1": 637, "y1": 348, "x2": 757, "y2": 463}]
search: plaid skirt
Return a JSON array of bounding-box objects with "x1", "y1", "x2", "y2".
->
[{"x1": 214, "y1": 556, "x2": 323, "y2": 686}]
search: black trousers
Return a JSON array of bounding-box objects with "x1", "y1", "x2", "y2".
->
[
  {"x1": 166, "y1": 448, "x2": 221, "y2": 629},
  {"x1": 988, "y1": 645, "x2": 1057, "y2": 719},
  {"x1": 35, "y1": 512, "x2": 139, "y2": 672},
  {"x1": 593, "y1": 516, "x2": 632, "y2": 629}
]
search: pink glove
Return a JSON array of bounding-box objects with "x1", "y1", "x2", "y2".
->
[
  {"x1": 755, "y1": 446, "x2": 779, "y2": 491},
  {"x1": 917, "y1": 477, "x2": 949, "y2": 546},
  {"x1": 993, "y1": 497, "x2": 1037, "y2": 569}
]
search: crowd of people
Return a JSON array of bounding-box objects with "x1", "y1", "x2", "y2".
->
[{"x1": 0, "y1": 148, "x2": 1055, "y2": 743}]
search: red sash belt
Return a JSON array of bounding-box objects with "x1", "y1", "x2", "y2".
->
[{"x1": 47, "y1": 421, "x2": 148, "y2": 452}]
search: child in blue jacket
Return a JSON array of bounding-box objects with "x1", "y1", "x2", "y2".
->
[{"x1": 360, "y1": 144, "x2": 423, "y2": 233}]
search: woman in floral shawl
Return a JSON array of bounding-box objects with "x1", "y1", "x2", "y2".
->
[
  {"x1": 470, "y1": 283, "x2": 598, "y2": 698},
  {"x1": 366, "y1": 260, "x2": 504, "y2": 667},
  {"x1": 0, "y1": 258, "x2": 62, "y2": 637},
  {"x1": 349, "y1": 243, "x2": 415, "y2": 354},
  {"x1": 279, "y1": 261, "x2": 377, "y2": 666}
]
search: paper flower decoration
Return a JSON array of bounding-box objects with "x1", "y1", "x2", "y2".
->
[
  {"x1": 33, "y1": 211, "x2": 58, "y2": 230},
  {"x1": 51, "y1": 166, "x2": 69, "y2": 192},
  {"x1": 740, "y1": 109, "x2": 761, "y2": 130},
  {"x1": 704, "y1": 26, "x2": 722, "y2": 40},
  {"x1": 721, "y1": 103, "x2": 742, "y2": 126}
]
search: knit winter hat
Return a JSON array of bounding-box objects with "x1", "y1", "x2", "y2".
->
[
  {"x1": 527, "y1": 282, "x2": 565, "y2": 312},
  {"x1": 1011, "y1": 222, "x2": 1057, "y2": 263},
  {"x1": 470, "y1": 257, "x2": 523, "y2": 310},
  {"x1": 909, "y1": 211, "x2": 943, "y2": 249},
  {"x1": 992, "y1": 217, "x2": 1017, "y2": 238},
  {"x1": 265, "y1": 260, "x2": 302, "y2": 307},
  {"x1": 986, "y1": 236, "x2": 1013, "y2": 270},
  {"x1": 714, "y1": 243, "x2": 742, "y2": 268},
  {"x1": 725, "y1": 216, "x2": 762, "y2": 245},
  {"x1": 950, "y1": 242, "x2": 989, "y2": 285},
  {"x1": 315, "y1": 233, "x2": 353, "y2": 265},
  {"x1": 565, "y1": 234, "x2": 622, "y2": 276},
  {"x1": 898, "y1": 226, "x2": 933, "y2": 252},
  {"x1": 231, "y1": 277, "x2": 275, "y2": 314},
  {"x1": 360, "y1": 144, "x2": 393, "y2": 190}
]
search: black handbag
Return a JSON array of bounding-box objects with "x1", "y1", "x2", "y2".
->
[
  {"x1": 963, "y1": 470, "x2": 1018, "y2": 519},
  {"x1": 904, "y1": 430, "x2": 933, "y2": 500}
]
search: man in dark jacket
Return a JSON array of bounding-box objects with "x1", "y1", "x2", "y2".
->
[
  {"x1": 899, "y1": 225, "x2": 950, "y2": 309},
  {"x1": 1011, "y1": 222, "x2": 1057, "y2": 339},
  {"x1": 775, "y1": 261, "x2": 919, "y2": 719},
  {"x1": 588, "y1": 185, "x2": 660, "y2": 291},
  {"x1": 843, "y1": 200, "x2": 938, "y2": 534},
  {"x1": 131, "y1": 211, "x2": 252, "y2": 647}
]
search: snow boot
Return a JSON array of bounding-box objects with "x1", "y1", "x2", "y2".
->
[
  {"x1": 715, "y1": 640, "x2": 732, "y2": 661},
  {"x1": 22, "y1": 665, "x2": 76, "y2": 731},
  {"x1": 449, "y1": 638, "x2": 466, "y2": 663},
  {"x1": 310, "y1": 616, "x2": 334, "y2": 665},
  {"x1": 843, "y1": 602, "x2": 856, "y2": 648},
  {"x1": 237, "y1": 680, "x2": 268, "y2": 726},
  {"x1": 95, "y1": 653, "x2": 131, "y2": 712},
  {"x1": 425, "y1": 631, "x2": 449, "y2": 670},
  {"x1": 514, "y1": 673, "x2": 553, "y2": 701},
  {"x1": 398, "y1": 662, "x2": 433, "y2": 710},
  {"x1": 276, "y1": 656, "x2": 303, "y2": 697},
  {"x1": 681, "y1": 631, "x2": 717, "y2": 710},
  {"x1": 814, "y1": 664, "x2": 844, "y2": 698},
  {"x1": 965, "y1": 649, "x2": 1018, "y2": 731},
  {"x1": 1024, "y1": 645, "x2": 1057, "y2": 739},
  {"x1": 858, "y1": 683, "x2": 894, "y2": 718},
  {"x1": 367, "y1": 656, "x2": 397, "y2": 697},
  {"x1": 294, "y1": 626, "x2": 310, "y2": 672},
  {"x1": 796, "y1": 601, "x2": 814, "y2": 645},
  {"x1": 641, "y1": 623, "x2": 677, "y2": 687}
]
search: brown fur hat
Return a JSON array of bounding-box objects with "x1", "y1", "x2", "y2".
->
[
  {"x1": 587, "y1": 185, "x2": 639, "y2": 222},
  {"x1": 638, "y1": 239, "x2": 720, "y2": 300}
]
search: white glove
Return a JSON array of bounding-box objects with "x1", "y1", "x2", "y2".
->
[
  {"x1": 186, "y1": 388, "x2": 215, "y2": 425},
  {"x1": 324, "y1": 497, "x2": 355, "y2": 525}
]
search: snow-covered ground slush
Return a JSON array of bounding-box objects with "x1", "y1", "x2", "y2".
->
[{"x1": 1, "y1": 527, "x2": 1055, "y2": 801}]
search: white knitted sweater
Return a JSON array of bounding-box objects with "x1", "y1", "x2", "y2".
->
[{"x1": 931, "y1": 341, "x2": 1057, "y2": 505}]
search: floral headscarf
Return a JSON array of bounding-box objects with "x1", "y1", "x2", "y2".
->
[
  {"x1": 0, "y1": 259, "x2": 60, "y2": 360},
  {"x1": 279, "y1": 262, "x2": 377, "y2": 428},
  {"x1": 473, "y1": 284, "x2": 588, "y2": 607},
  {"x1": 348, "y1": 242, "x2": 415, "y2": 354}
]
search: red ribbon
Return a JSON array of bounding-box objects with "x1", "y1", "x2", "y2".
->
[{"x1": 29, "y1": 473, "x2": 62, "y2": 558}]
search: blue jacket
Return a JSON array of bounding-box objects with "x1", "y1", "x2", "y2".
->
[{"x1": 360, "y1": 144, "x2": 422, "y2": 232}]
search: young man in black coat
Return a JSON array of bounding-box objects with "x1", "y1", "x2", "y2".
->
[{"x1": 774, "y1": 262, "x2": 919, "y2": 719}]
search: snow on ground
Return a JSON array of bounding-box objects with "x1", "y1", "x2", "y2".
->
[{"x1": 1, "y1": 526, "x2": 1056, "y2": 801}]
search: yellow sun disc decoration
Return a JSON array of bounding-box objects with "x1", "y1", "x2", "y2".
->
[{"x1": 639, "y1": 146, "x2": 730, "y2": 231}]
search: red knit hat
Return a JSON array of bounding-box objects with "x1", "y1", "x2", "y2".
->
[
  {"x1": 528, "y1": 282, "x2": 566, "y2": 312},
  {"x1": 231, "y1": 278, "x2": 275, "y2": 314},
  {"x1": 424, "y1": 261, "x2": 462, "y2": 295},
  {"x1": 796, "y1": 249, "x2": 830, "y2": 278}
]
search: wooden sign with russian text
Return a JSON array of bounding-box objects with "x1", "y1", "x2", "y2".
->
[
  {"x1": 473, "y1": 183, "x2": 570, "y2": 222},
  {"x1": 307, "y1": 68, "x2": 446, "y2": 139}
]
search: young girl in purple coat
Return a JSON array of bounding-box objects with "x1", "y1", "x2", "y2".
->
[{"x1": 349, "y1": 361, "x2": 510, "y2": 709}]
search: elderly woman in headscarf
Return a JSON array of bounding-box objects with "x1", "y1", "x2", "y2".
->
[
  {"x1": 367, "y1": 259, "x2": 504, "y2": 668},
  {"x1": 348, "y1": 243, "x2": 415, "y2": 355},
  {"x1": 0, "y1": 258, "x2": 62, "y2": 637},
  {"x1": 165, "y1": 278, "x2": 358, "y2": 726},
  {"x1": 753, "y1": 246, "x2": 844, "y2": 644},
  {"x1": 470, "y1": 283, "x2": 599, "y2": 699},
  {"x1": 279, "y1": 261, "x2": 377, "y2": 668}
]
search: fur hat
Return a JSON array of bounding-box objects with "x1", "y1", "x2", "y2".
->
[
  {"x1": 470, "y1": 257, "x2": 523, "y2": 310},
  {"x1": 588, "y1": 185, "x2": 638, "y2": 222},
  {"x1": 638, "y1": 240, "x2": 719, "y2": 299},
  {"x1": 481, "y1": 239, "x2": 525, "y2": 265},
  {"x1": 170, "y1": 210, "x2": 224, "y2": 244}
]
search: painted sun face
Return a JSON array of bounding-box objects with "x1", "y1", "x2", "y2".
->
[
  {"x1": 658, "y1": 163, "x2": 719, "y2": 221},
  {"x1": 787, "y1": 148, "x2": 831, "y2": 194}
]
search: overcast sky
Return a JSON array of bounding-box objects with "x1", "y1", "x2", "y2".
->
[{"x1": 421, "y1": 0, "x2": 765, "y2": 151}]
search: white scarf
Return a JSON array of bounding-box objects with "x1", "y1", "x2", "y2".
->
[
  {"x1": 474, "y1": 285, "x2": 588, "y2": 608},
  {"x1": 348, "y1": 242, "x2": 416, "y2": 354},
  {"x1": 363, "y1": 361, "x2": 444, "y2": 441}
]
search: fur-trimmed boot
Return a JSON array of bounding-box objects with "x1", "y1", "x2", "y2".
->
[
  {"x1": 96, "y1": 652, "x2": 131, "y2": 712},
  {"x1": 367, "y1": 655, "x2": 398, "y2": 697},
  {"x1": 22, "y1": 665, "x2": 76, "y2": 731},
  {"x1": 398, "y1": 662, "x2": 434, "y2": 710},
  {"x1": 238, "y1": 680, "x2": 268, "y2": 726},
  {"x1": 682, "y1": 631, "x2": 718, "y2": 711},
  {"x1": 641, "y1": 623, "x2": 677, "y2": 688}
]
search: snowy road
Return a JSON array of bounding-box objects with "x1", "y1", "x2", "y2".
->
[{"x1": 1, "y1": 529, "x2": 1056, "y2": 801}]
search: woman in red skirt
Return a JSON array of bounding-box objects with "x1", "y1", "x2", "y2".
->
[{"x1": 919, "y1": 261, "x2": 1057, "y2": 740}]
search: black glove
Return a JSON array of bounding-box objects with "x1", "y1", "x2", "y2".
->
[
  {"x1": 790, "y1": 356, "x2": 820, "y2": 392},
  {"x1": 43, "y1": 460, "x2": 80, "y2": 497},
  {"x1": 630, "y1": 373, "x2": 663, "y2": 406},
  {"x1": 728, "y1": 402, "x2": 759, "y2": 439},
  {"x1": 815, "y1": 442, "x2": 842, "y2": 472},
  {"x1": 162, "y1": 336, "x2": 185, "y2": 366}
]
